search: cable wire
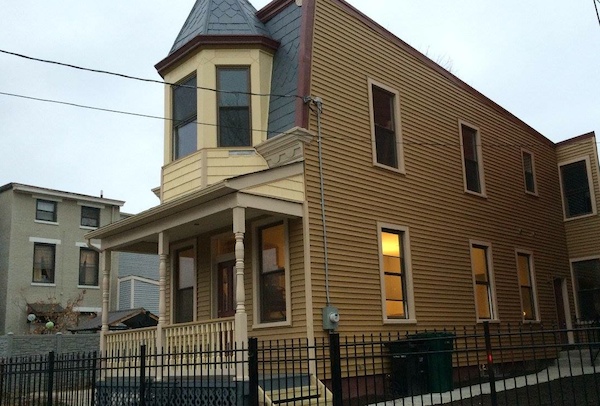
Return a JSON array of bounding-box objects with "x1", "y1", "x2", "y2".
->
[
  {"x1": 0, "y1": 49, "x2": 303, "y2": 100},
  {"x1": 595, "y1": 0, "x2": 600, "y2": 27}
]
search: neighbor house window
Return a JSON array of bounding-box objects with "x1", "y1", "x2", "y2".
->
[
  {"x1": 172, "y1": 75, "x2": 197, "y2": 160},
  {"x1": 471, "y1": 242, "x2": 496, "y2": 320},
  {"x1": 35, "y1": 199, "x2": 57, "y2": 222},
  {"x1": 217, "y1": 67, "x2": 250, "y2": 147},
  {"x1": 79, "y1": 248, "x2": 99, "y2": 286},
  {"x1": 460, "y1": 123, "x2": 485, "y2": 194},
  {"x1": 258, "y1": 222, "x2": 287, "y2": 323},
  {"x1": 522, "y1": 150, "x2": 537, "y2": 194},
  {"x1": 559, "y1": 158, "x2": 595, "y2": 219},
  {"x1": 81, "y1": 206, "x2": 100, "y2": 228},
  {"x1": 369, "y1": 80, "x2": 403, "y2": 171},
  {"x1": 33, "y1": 243, "x2": 55, "y2": 284},
  {"x1": 517, "y1": 252, "x2": 538, "y2": 321},
  {"x1": 379, "y1": 226, "x2": 414, "y2": 321},
  {"x1": 572, "y1": 258, "x2": 600, "y2": 321}
]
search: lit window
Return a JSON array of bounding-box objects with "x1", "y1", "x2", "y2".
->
[
  {"x1": 471, "y1": 243, "x2": 495, "y2": 320},
  {"x1": 79, "y1": 248, "x2": 99, "y2": 286},
  {"x1": 572, "y1": 259, "x2": 600, "y2": 322},
  {"x1": 172, "y1": 75, "x2": 197, "y2": 160},
  {"x1": 381, "y1": 229, "x2": 408, "y2": 318},
  {"x1": 217, "y1": 67, "x2": 251, "y2": 147},
  {"x1": 559, "y1": 159, "x2": 595, "y2": 218},
  {"x1": 517, "y1": 252, "x2": 537, "y2": 321},
  {"x1": 461, "y1": 124, "x2": 485, "y2": 194},
  {"x1": 258, "y1": 222, "x2": 287, "y2": 323},
  {"x1": 33, "y1": 243, "x2": 55, "y2": 284},
  {"x1": 522, "y1": 150, "x2": 537, "y2": 194},
  {"x1": 36, "y1": 199, "x2": 57, "y2": 222},
  {"x1": 81, "y1": 206, "x2": 100, "y2": 228}
]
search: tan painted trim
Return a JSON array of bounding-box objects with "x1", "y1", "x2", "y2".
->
[
  {"x1": 459, "y1": 120, "x2": 487, "y2": 198},
  {"x1": 558, "y1": 155, "x2": 598, "y2": 221},
  {"x1": 296, "y1": 0, "x2": 316, "y2": 128},
  {"x1": 514, "y1": 249, "x2": 540, "y2": 323},
  {"x1": 569, "y1": 255, "x2": 600, "y2": 321},
  {"x1": 367, "y1": 78, "x2": 406, "y2": 174},
  {"x1": 521, "y1": 148, "x2": 538, "y2": 197},
  {"x1": 469, "y1": 239, "x2": 498, "y2": 322},
  {"x1": 302, "y1": 200, "x2": 315, "y2": 340},
  {"x1": 226, "y1": 161, "x2": 304, "y2": 190},
  {"x1": 555, "y1": 131, "x2": 596, "y2": 147}
]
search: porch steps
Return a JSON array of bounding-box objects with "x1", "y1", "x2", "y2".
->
[{"x1": 259, "y1": 374, "x2": 333, "y2": 405}]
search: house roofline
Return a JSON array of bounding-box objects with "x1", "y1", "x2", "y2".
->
[
  {"x1": 555, "y1": 131, "x2": 596, "y2": 147},
  {"x1": 257, "y1": 0, "x2": 296, "y2": 22},
  {"x1": 0, "y1": 182, "x2": 124, "y2": 206}
]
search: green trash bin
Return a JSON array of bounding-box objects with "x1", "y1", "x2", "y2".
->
[{"x1": 409, "y1": 332, "x2": 455, "y2": 393}]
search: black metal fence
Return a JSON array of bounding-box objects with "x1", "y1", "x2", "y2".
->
[{"x1": 1, "y1": 323, "x2": 600, "y2": 406}]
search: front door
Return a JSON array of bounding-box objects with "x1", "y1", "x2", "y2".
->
[{"x1": 217, "y1": 260, "x2": 235, "y2": 318}]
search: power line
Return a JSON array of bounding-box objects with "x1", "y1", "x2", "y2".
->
[
  {"x1": 595, "y1": 0, "x2": 600, "y2": 27},
  {"x1": 0, "y1": 49, "x2": 303, "y2": 100}
]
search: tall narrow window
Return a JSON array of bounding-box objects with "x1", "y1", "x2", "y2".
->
[
  {"x1": 572, "y1": 259, "x2": 600, "y2": 321},
  {"x1": 33, "y1": 243, "x2": 55, "y2": 284},
  {"x1": 371, "y1": 85, "x2": 398, "y2": 168},
  {"x1": 174, "y1": 246, "x2": 195, "y2": 323},
  {"x1": 559, "y1": 159, "x2": 594, "y2": 218},
  {"x1": 79, "y1": 248, "x2": 99, "y2": 286},
  {"x1": 172, "y1": 75, "x2": 197, "y2": 160},
  {"x1": 258, "y1": 222, "x2": 287, "y2": 323},
  {"x1": 522, "y1": 150, "x2": 537, "y2": 194},
  {"x1": 217, "y1": 67, "x2": 250, "y2": 147},
  {"x1": 517, "y1": 252, "x2": 537, "y2": 321},
  {"x1": 81, "y1": 206, "x2": 100, "y2": 228},
  {"x1": 461, "y1": 124, "x2": 484, "y2": 194},
  {"x1": 380, "y1": 229, "x2": 408, "y2": 319},
  {"x1": 471, "y1": 243, "x2": 495, "y2": 320},
  {"x1": 36, "y1": 199, "x2": 57, "y2": 222}
]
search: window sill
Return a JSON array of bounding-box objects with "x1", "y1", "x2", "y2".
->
[
  {"x1": 383, "y1": 318, "x2": 417, "y2": 325},
  {"x1": 80, "y1": 225, "x2": 99, "y2": 231},
  {"x1": 563, "y1": 212, "x2": 597, "y2": 222},
  {"x1": 78, "y1": 285, "x2": 100, "y2": 290},
  {"x1": 464, "y1": 190, "x2": 487, "y2": 199},
  {"x1": 31, "y1": 283, "x2": 56, "y2": 287},
  {"x1": 34, "y1": 220, "x2": 59, "y2": 226},
  {"x1": 522, "y1": 319, "x2": 540, "y2": 324},
  {"x1": 524, "y1": 190, "x2": 539, "y2": 197},
  {"x1": 373, "y1": 162, "x2": 405, "y2": 175},
  {"x1": 252, "y1": 320, "x2": 291, "y2": 329},
  {"x1": 477, "y1": 318, "x2": 500, "y2": 324}
]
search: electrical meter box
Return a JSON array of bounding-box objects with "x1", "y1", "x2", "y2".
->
[{"x1": 322, "y1": 305, "x2": 339, "y2": 330}]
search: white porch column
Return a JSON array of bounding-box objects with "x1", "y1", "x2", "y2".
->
[
  {"x1": 157, "y1": 232, "x2": 170, "y2": 352},
  {"x1": 233, "y1": 207, "x2": 248, "y2": 350},
  {"x1": 99, "y1": 250, "x2": 111, "y2": 355}
]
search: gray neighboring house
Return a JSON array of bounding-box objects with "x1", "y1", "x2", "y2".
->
[
  {"x1": 0, "y1": 183, "x2": 124, "y2": 335},
  {"x1": 117, "y1": 246, "x2": 159, "y2": 314}
]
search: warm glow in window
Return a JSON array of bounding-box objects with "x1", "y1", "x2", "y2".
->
[{"x1": 381, "y1": 230, "x2": 406, "y2": 319}]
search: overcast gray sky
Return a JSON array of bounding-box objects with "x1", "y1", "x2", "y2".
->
[{"x1": 1, "y1": 1, "x2": 598, "y2": 213}]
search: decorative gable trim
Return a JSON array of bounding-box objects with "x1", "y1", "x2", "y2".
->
[{"x1": 255, "y1": 127, "x2": 314, "y2": 168}]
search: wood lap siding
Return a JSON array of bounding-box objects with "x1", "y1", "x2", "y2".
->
[{"x1": 306, "y1": 0, "x2": 571, "y2": 337}]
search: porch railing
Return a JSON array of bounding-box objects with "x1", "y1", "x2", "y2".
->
[
  {"x1": 105, "y1": 326, "x2": 156, "y2": 357},
  {"x1": 164, "y1": 317, "x2": 235, "y2": 353}
]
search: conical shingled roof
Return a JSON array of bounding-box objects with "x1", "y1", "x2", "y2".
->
[{"x1": 170, "y1": 0, "x2": 272, "y2": 55}]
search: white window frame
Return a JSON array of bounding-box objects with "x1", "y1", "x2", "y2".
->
[
  {"x1": 569, "y1": 255, "x2": 600, "y2": 322},
  {"x1": 377, "y1": 222, "x2": 416, "y2": 324},
  {"x1": 367, "y1": 78, "x2": 405, "y2": 174},
  {"x1": 558, "y1": 156, "x2": 597, "y2": 221},
  {"x1": 170, "y1": 239, "x2": 197, "y2": 324},
  {"x1": 210, "y1": 231, "x2": 237, "y2": 320},
  {"x1": 521, "y1": 148, "x2": 538, "y2": 196},
  {"x1": 252, "y1": 218, "x2": 291, "y2": 329},
  {"x1": 459, "y1": 121, "x2": 486, "y2": 197},
  {"x1": 515, "y1": 249, "x2": 540, "y2": 322},
  {"x1": 469, "y1": 240, "x2": 497, "y2": 322}
]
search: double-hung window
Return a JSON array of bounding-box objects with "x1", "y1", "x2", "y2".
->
[
  {"x1": 516, "y1": 251, "x2": 538, "y2": 321},
  {"x1": 81, "y1": 206, "x2": 100, "y2": 228},
  {"x1": 217, "y1": 67, "x2": 251, "y2": 147},
  {"x1": 257, "y1": 222, "x2": 287, "y2": 324},
  {"x1": 33, "y1": 243, "x2": 56, "y2": 284},
  {"x1": 559, "y1": 158, "x2": 596, "y2": 219},
  {"x1": 470, "y1": 242, "x2": 496, "y2": 320},
  {"x1": 460, "y1": 123, "x2": 485, "y2": 195},
  {"x1": 79, "y1": 248, "x2": 99, "y2": 286},
  {"x1": 522, "y1": 150, "x2": 537, "y2": 194},
  {"x1": 172, "y1": 75, "x2": 197, "y2": 160},
  {"x1": 572, "y1": 258, "x2": 600, "y2": 321},
  {"x1": 36, "y1": 199, "x2": 57, "y2": 222},
  {"x1": 369, "y1": 80, "x2": 404, "y2": 171}
]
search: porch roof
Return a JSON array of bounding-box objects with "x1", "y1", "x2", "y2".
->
[{"x1": 85, "y1": 162, "x2": 304, "y2": 253}]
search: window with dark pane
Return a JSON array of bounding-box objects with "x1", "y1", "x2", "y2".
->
[
  {"x1": 175, "y1": 246, "x2": 195, "y2": 323},
  {"x1": 517, "y1": 253, "x2": 536, "y2": 320},
  {"x1": 471, "y1": 244, "x2": 493, "y2": 319},
  {"x1": 172, "y1": 75, "x2": 197, "y2": 160},
  {"x1": 36, "y1": 199, "x2": 57, "y2": 222},
  {"x1": 217, "y1": 67, "x2": 251, "y2": 147},
  {"x1": 79, "y1": 248, "x2": 99, "y2": 286},
  {"x1": 561, "y1": 160, "x2": 593, "y2": 218},
  {"x1": 81, "y1": 206, "x2": 100, "y2": 228},
  {"x1": 32, "y1": 243, "x2": 55, "y2": 283},
  {"x1": 381, "y1": 229, "x2": 408, "y2": 319},
  {"x1": 572, "y1": 259, "x2": 600, "y2": 321},
  {"x1": 259, "y1": 222, "x2": 286, "y2": 323},
  {"x1": 372, "y1": 86, "x2": 398, "y2": 168},
  {"x1": 461, "y1": 125, "x2": 481, "y2": 193},
  {"x1": 522, "y1": 151, "x2": 536, "y2": 193}
]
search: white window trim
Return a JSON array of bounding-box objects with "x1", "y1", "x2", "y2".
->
[
  {"x1": 252, "y1": 218, "x2": 292, "y2": 329},
  {"x1": 170, "y1": 239, "x2": 198, "y2": 323},
  {"x1": 367, "y1": 78, "x2": 405, "y2": 174},
  {"x1": 29, "y1": 237, "x2": 61, "y2": 245},
  {"x1": 558, "y1": 156, "x2": 597, "y2": 221},
  {"x1": 77, "y1": 202, "x2": 105, "y2": 209},
  {"x1": 210, "y1": 231, "x2": 237, "y2": 320},
  {"x1": 569, "y1": 255, "x2": 600, "y2": 321},
  {"x1": 32, "y1": 195, "x2": 62, "y2": 203},
  {"x1": 515, "y1": 249, "x2": 540, "y2": 323},
  {"x1": 34, "y1": 220, "x2": 59, "y2": 226},
  {"x1": 469, "y1": 240, "x2": 498, "y2": 322},
  {"x1": 521, "y1": 148, "x2": 538, "y2": 196},
  {"x1": 377, "y1": 222, "x2": 416, "y2": 324},
  {"x1": 31, "y1": 282, "x2": 57, "y2": 287},
  {"x1": 459, "y1": 120, "x2": 487, "y2": 198}
]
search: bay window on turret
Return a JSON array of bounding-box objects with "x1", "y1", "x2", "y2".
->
[
  {"x1": 172, "y1": 75, "x2": 197, "y2": 160},
  {"x1": 217, "y1": 67, "x2": 251, "y2": 147}
]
